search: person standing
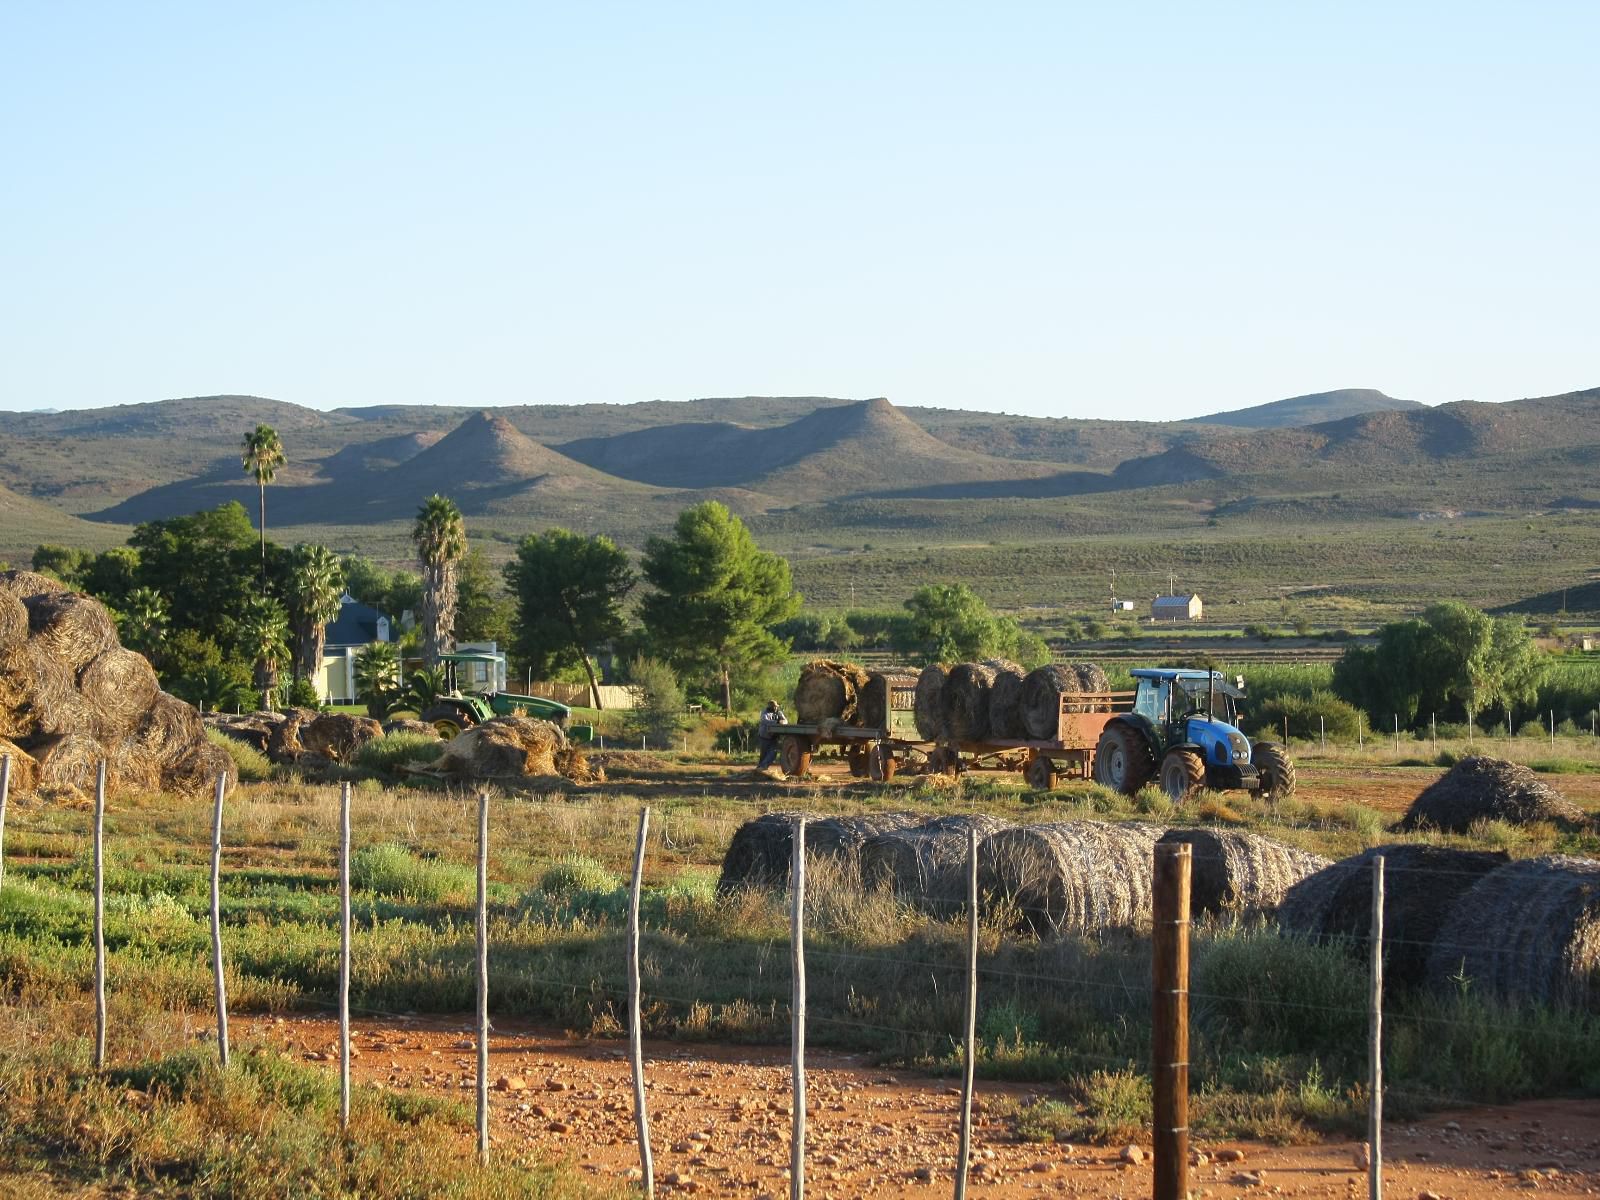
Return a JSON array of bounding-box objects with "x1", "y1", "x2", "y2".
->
[{"x1": 757, "y1": 699, "x2": 787, "y2": 769}]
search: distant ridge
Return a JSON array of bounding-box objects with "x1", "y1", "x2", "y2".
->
[{"x1": 1187, "y1": 388, "x2": 1422, "y2": 429}]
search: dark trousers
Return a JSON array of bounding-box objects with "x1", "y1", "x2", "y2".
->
[{"x1": 757, "y1": 736, "x2": 779, "y2": 769}]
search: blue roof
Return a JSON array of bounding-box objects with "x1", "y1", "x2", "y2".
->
[{"x1": 325, "y1": 597, "x2": 389, "y2": 647}]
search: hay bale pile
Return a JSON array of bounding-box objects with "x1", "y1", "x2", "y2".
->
[
  {"x1": 1019, "y1": 663, "x2": 1111, "y2": 740},
  {"x1": 0, "y1": 571, "x2": 228, "y2": 800},
  {"x1": 988, "y1": 663, "x2": 1028, "y2": 739},
  {"x1": 432, "y1": 715, "x2": 565, "y2": 779},
  {"x1": 1397, "y1": 756, "x2": 1584, "y2": 832},
  {"x1": 794, "y1": 659, "x2": 872, "y2": 724},
  {"x1": 717, "y1": 810, "x2": 925, "y2": 893},
  {"x1": 860, "y1": 814, "x2": 1014, "y2": 910},
  {"x1": 1156, "y1": 829, "x2": 1330, "y2": 916},
  {"x1": 942, "y1": 662, "x2": 1002, "y2": 742},
  {"x1": 300, "y1": 713, "x2": 383, "y2": 762},
  {"x1": 1426, "y1": 855, "x2": 1600, "y2": 1009},
  {"x1": 914, "y1": 665, "x2": 948, "y2": 740},
  {"x1": 1278, "y1": 844, "x2": 1510, "y2": 987},
  {"x1": 977, "y1": 820, "x2": 1167, "y2": 934},
  {"x1": 859, "y1": 671, "x2": 918, "y2": 731}
]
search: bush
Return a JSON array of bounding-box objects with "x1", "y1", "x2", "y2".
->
[
  {"x1": 1250, "y1": 690, "x2": 1363, "y2": 743},
  {"x1": 284, "y1": 677, "x2": 323, "y2": 710},
  {"x1": 625, "y1": 656, "x2": 686, "y2": 742},
  {"x1": 353, "y1": 733, "x2": 442, "y2": 777},
  {"x1": 204, "y1": 728, "x2": 272, "y2": 783},
  {"x1": 539, "y1": 855, "x2": 623, "y2": 897},
  {"x1": 350, "y1": 844, "x2": 474, "y2": 902}
]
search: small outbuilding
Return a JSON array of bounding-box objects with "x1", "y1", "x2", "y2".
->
[{"x1": 1152, "y1": 593, "x2": 1203, "y2": 621}]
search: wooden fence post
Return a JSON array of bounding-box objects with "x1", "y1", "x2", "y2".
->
[
  {"x1": 1369, "y1": 855, "x2": 1385, "y2": 1200},
  {"x1": 93, "y1": 761, "x2": 107, "y2": 1070},
  {"x1": 628, "y1": 807, "x2": 655, "y2": 1198},
  {"x1": 791, "y1": 817, "x2": 807, "y2": 1200},
  {"x1": 476, "y1": 790, "x2": 490, "y2": 1165},
  {"x1": 209, "y1": 773, "x2": 230, "y2": 1068},
  {"x1": 0, "y1": 753, "x2": 11, "y2": 891},
  {"x1": 1152, "y1": 841, "x2": 1191, "y2": 1200},
  {"x1": 953, "y1": 826, "x2": 979, "y2": 1200},
  {"x1": 339, "y1": 781, "x2": 352, "y2": 1130}
]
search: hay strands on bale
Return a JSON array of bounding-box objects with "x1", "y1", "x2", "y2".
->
[
  {"x1": 976, "y1": 820, "x2": 1167, "y2": 934},
  {"x1": 1398, "y1": 755, "x2": 1584, "y2": 833},
  {"x1": 793, "y1": 660, "x2": 872, "y2": 725},
  {"x1": 21, "y1": 591, "x2": 119, "y2": 675},
  {"x1": 717, "y1": 810, "x2": 926, "y2": 893},
  {"x1": 860, "y1": 814, "x2": 1014, "y2": 911},
  {"x1": 1426, "y1": 855, "x2": 1600, "y2": 1009},
  {"x1": 1018, "y1": 663, "x2": 1112, "y2": 741},
  {"x1": 1156, "y1": 828, "x2": 1329, "y2": 916},
  {"x1": 1277, "y1": 844, "x2": 1510, "y2": 989},
  {"x1": 913, "y1": 665, "x2": 948, "y2": 742},
  {"x1": 942, "y1": 662, "x2": 1001, "y2": 743}
]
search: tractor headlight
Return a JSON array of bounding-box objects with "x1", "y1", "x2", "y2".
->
[{"x1": 1228, "y1": 732, "x2": 1250, "y2": 762}]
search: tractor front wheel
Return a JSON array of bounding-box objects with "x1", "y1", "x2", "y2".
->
[
  {"x1": 1095, "y1": 724, "x2": 1155, "y2": 796},
  {"x1": 778, "y1": 734, "x2": 813, "y2": 777},
  {"x1": 420, "y1": 703, "x2": 472, "y2": 740},
  {"x1": 1159, "y1": 749, "x2": 1205, "y2": 802},
  {"x1": 1253, "y1": 742, "x2": 1297, "y2": 802}
]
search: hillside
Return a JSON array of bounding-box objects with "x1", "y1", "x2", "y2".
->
[{"x1": 1184, "y1": 388, "x2": 1422, "y2": 429}]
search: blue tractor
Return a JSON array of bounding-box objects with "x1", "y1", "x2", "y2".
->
[{"x1": 1092, "y1": 668, "x2": 1295, "y2": 802}]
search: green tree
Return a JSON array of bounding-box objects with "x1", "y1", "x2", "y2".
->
[
  {"x1": 236, "y1": 596, "x2": 291, "y2": 711},
  {"x1": 404, "y1": 666, "x2": 449, "y2": 713},
  {"x1": 454, "y1": 548, "x2": 516, "y2": 648},
  {"x1": 412, "y1": 494, "x2": 466, "y2": 667},
  {"x1": 170, "y1": 664, "x2": 255, "y2": 714},
  {"x1": 624, "y1": 656, "x2": 686, "y2": 745},
  {"x1": 116, "y1": 586, "x2": 169, "y2": 657},
  {"x1": 241, "y1": 424, "x2": 286, "y2": 588},
  {"x1": 504, "y1": 528, "x2": 635, "y2": 708},
  {"x1": 129, "y1": 502, "x2": 266, "y2": 646},
  {"x1": 639, "y1": 502, "x2": 800, "y2": 712},
  {"x1": 894, "y1": 582, "x2": 1046, "y2": 667},
  {"x1": 286, "y1": 544, "x2": 344, "y2": 683},
  {"x1": 354, "y1": 642, "x2": 402, "y2": 719},
  {"x1": 31, "y1": 544, "x2": 89, "y2": 583},
  {"x1": 80, "y1": 547, "x2": 141, "y2": 609}
]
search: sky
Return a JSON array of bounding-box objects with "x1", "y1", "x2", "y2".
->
[{"x1": 2, "y1": 2, "x2": 1596, "y2": 420}]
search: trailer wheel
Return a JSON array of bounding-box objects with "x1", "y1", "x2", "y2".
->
[
  {"x1": 1095, "y1": 724, "x2": 1154, "y2": 795},
  {"x1": 1253, "y1": 742, "x2": 1297, "y2": 802},
  {"x1": 778, "y1": 734, "x2": 812, "y2": 777},
  {"x1": 925, "y1": 746, "x2": 960, "y2": 777},
  {"x1": 868, "y1": 744, "x2": 898, "y2": 782},
  {"x1": 846, "y1": 744, "x2": 870, "y2": 778},
  {"x1": 1024, "y1": 756, "x2": 1056, "y2": 791},
  {"x1": 1159, "y1": 749, "x2": 1205, "y2": 802}
]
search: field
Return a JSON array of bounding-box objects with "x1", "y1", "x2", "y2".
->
[{"x1": 2, "y1": 739, "x2": 1599, "y2": 1196}]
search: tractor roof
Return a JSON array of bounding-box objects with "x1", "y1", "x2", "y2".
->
[{"x1": 1130, "y1": 668, "x2": 1220, "y2": 682}]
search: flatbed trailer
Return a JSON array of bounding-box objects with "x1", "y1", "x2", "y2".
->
[{"x1": 770, "y1": 679, "x2": 923, "y2": 781}]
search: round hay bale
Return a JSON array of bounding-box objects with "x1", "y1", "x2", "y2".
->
[
  {"x1": 794, "y1": 659, "x2": 871, "y2": 724},
  {"x1": 205, "y1": 714, "x2": 275, "y2": 753},
  {"x1": 1019, "y1": 663, "x2": 1109, "y2": 740},
  {"x1": 1425, "y1": 855, "x2": 1600, "y2": 1009},
  {"x1": 1156, "y1": 829, "x2": 1330, "y2": 916},
  {"x1": 914, "y1": 665, "x2": 948, "y2": 741},
  {"x1": 435, "y1": 715, "x2": 565, "y2": 779},
  {"x1": 267, "y1": 708, "x2": 317, "y2": 762},
  {"x1": 859, "y1": 671, "x2": 918, "y2": 731},
  {"x1": 1278, "y1": 844, "x2": 1510, "y2": 989},
  {"x1": 988, "y1": 664, "x2": 1028, "y2": 740},
  {"x1": 0, "y1": 570, "x2": 68, "y2": 603},
  {"x1": 1397, "y1": 756, "x2": 1584, "y2": 832},
  {"x1": 128, "y1": 691, "x2": 208, "y2": 769},
  {"x1": 300, "y1": 713, "x2": 383, "y2": 762},
  {"x1": 164, "y1": 739, "x2": 235, "y2": 797},
  {"x1": 382, "y1": 719, "x2": 440, "y2": 739},
  {"x1": 860, "y1": 814, "x2": 1015, "y2": 911},
  {"x1": 717, "y1": 810, "x2": 925, "y2": 893},
  {"x1": 78, "y1": 648, "x2": 160, "y2": 740},
  {"x1": 14, "y1": 641, "x2": 89, "y2": 739},
  {"x1": 0, "y1": 589, "x2": 26, "y2": 654},
  {"x1": 22, "y1": 591, "x2": 118, "y2": 674},
  {"x1": 977, "y1": 820, "x2": 1167, "y2": 934},
  {"x1": 0, "y1": 738, "x2": 40, "y2": 794},
  {"x1": 108, "y1": 735, "x2": 164, "y2": 794},
  {"x1": 942, "y1": 662, "x2": 999, "y2": 742},
  {"x1": 33, "y1": 733, "x2": 104, "y2": 799}
]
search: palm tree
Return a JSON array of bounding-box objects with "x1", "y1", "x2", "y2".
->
[
  {"x1": 412, "y1": 494, "x2": 466, "y2": 668},
  {"x1": 288, "y1": 543, "x2": 344, "y2": 685},
  {"x1": 240, "y1": 424, "x2": 286, "y2": 588},
  {"x1": 354, "y1": 641, "x2": 401, "y2": 719},
  {"x1": 117, "y1": 586, "x2": 169, "y2": 659},
  {"x1": 237, "y1": 596, "x2": 291, "y2": 711}
]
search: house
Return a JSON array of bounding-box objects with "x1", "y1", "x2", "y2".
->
[
  {"x1": 314, "y1": 594, "x2": 394, "y2": 703},
  {"x1": 1151, "y1": 593, "x2": 1203, "y2": 622}
]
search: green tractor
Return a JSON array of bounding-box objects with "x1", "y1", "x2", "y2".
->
[
  {"x1": 417, "y1": 652, "x2": 573, "y2": 738},
  {"x1": 1094, "y1": 668, "x2": 1295, "y2": 802}
]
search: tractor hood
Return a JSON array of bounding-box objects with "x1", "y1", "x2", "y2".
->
[{"x1": 1186, "y1": 716, "x2": 1251, "y2": 767}]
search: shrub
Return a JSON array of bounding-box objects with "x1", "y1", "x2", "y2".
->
[
  {"x1": 1250, "y1": 690, "x2": 1363, "y2": 743},
  {"x1": 353, "y1": 733, "x2": 442, "y2": 777},
  {"x1": 350, "y1": 844, "x2": 474, "y2": 903},
  {"x1": 204, "y1": 728, "x2": 272, "y2": 783},
  {"x1": 284, "y1": 677, "x2": 323, "y2": 710},
  {"x1": 539, "y1": 855, "x2": 623, "y2": 897}
]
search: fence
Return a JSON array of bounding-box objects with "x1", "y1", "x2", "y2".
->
[
  {"x1": 0, "y1": 749, "x2": 1593, "y2": 1199},
  {"x1": 526, "y1": 681, "x2": 639, "y2": 710}
]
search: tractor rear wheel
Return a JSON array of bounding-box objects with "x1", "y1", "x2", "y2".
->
[
  {"x1": 1253, "y1": 742, "x2": 1297, "y2": 802},
  {"x1": 778, "y1": 734, "x2": 812, "y2": 777},
  {"x1": 1024, "y1": 755, "x2": 1056, "y2": 791},
  {"x1": 420, "y1": 703, "x2": 473, "y2": 740},
  {"x1": 1095, "y1": 724, "x2": 1155, "y2": 795},
  {"x1": 1159, "y1": 749, "x2": 1206, "y2": 802},
  {"x1": 868, "y1": 744, "x2": 898, "y2": 782}
]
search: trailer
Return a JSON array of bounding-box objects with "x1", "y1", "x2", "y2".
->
[
  {"x1": 770, "y1": 679, "x2": 923, "y2": 781},
  {"x1": 924, "y1": 689, "x2": 1135, "y2": 789}
]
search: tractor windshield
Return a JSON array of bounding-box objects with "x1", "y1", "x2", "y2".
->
[{"x1": 1176, "y1": 677, "x2": 1238, "y2": 724}]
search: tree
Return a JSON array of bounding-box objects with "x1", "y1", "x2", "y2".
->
[
  {"x1": 354, "y1": 642, "x2": 402, "y2": 719},
  {"x1": 117, "y1": 586, "x2": 169, "y2": 657},
  {"x1": 639, "y1": 502, "x2": 800, "y2": 712},
  {"x1": 170, "y1": 664, "x2": 255, "y2": 714},
  {"x1": 454, "y1": 548, "x2": 516, "y2": 648},
  {"x1": 241, "y1": 424, "x2": 286, "y2": 588},
  {"x1": 624, "y1": 656, "x2": 686, "y2": 745},
  {"x1": 129, "y1": 502, "x2": 266, "y2": 646},
  {"x1": 412, "y1": 494, "x2": 466, "y2": 668},
  {"x1": 894, "y1": 583, "x2": 1047, "y2": 667},
  {"x1": 236, "y1": 596, "x2": 291, "y2": 711},
  {"x1": 504, "y1": 529, "x2": 635, "y2": 708},
  {"x1": 286, "y1": 544, "x2": 344, "y2": 683}
]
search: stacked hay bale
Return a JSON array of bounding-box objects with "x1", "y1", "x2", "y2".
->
[
  {"x1": 793, "y1": 660, "x2": 872, "y2": 724},
  {"x1": 432, "y1": 715, "x2": 565, "y2": 779},
  {"x1": 942, "y1": 662, "x2": 1003, "y2": 742},
  {"x1": 859, "y1": 671, "x2": 918, "y2": 731},
  {"x1": 1425, "y1": 855, "x2": 1600, "y2": 1009},
  {"x1": 976, "y1": 820, "x2": 1167, "y2": 934},
  {"x1": 913, "y1": 665, "x2": 948, "y2": 740},
  {"x1": 988, "y1": 662, "x2": 1029, "y2": 739},
  {"x1": 1156, "y1": 829, "x2": 1330, "y2": 916},
  {"x1": 299, "y1": 713, "x2": 383, "y2": 762},
  {"x1": 0, "y1": 571, "x2": 228, "y2": 799},
  {"x1": 1278, "y1": 844, "x2": 1510, "y2": 987},
  {"x1": 1019, "y1": 663, "x2": 1111, "y2": 740},
  {"x1": 1397, "y1": 756, "x2": 1584, "y2": 832},
  {"x1": 860, "y1": 813, "x2": 1014, "y2": 911},
  {"x1": 717, "y1": 810, "x2": 925, "y2": 893}
]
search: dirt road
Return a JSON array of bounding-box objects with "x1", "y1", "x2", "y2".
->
[{"x1": 245, "y1": 1014, "x2": 1600, "y2": 1198}]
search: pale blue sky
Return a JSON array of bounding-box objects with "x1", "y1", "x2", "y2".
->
[{"x1": 3, "y1": 2, "x2": 1595, "y2": 419}]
